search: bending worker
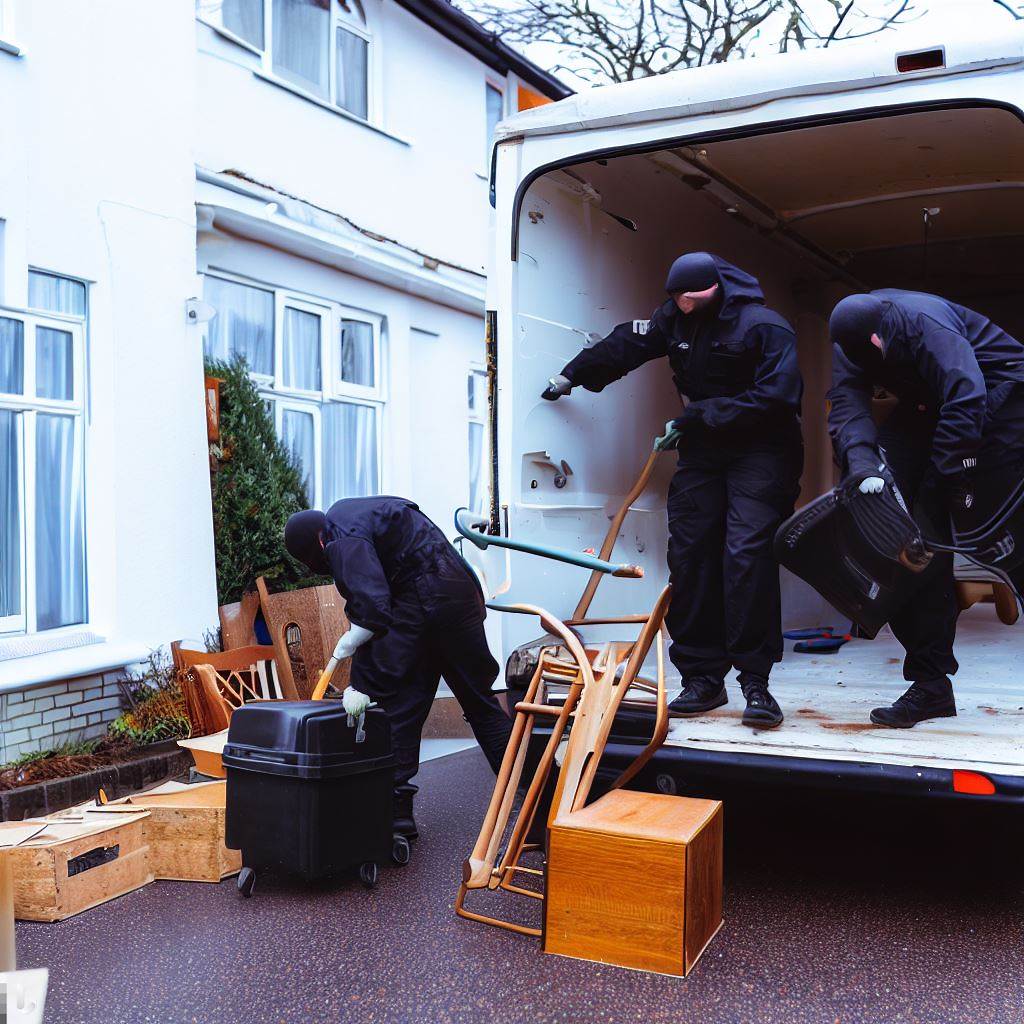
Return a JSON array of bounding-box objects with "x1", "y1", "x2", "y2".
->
[
  {"x1": 284, "y1": 497, "x2": 512, "y2": 838},
  {"x1": 829, "y1": 289, "x2": 1024, "y2": 728},
  {"x1": 542, "y1": 252, "x2": 803, "y2": 728}
]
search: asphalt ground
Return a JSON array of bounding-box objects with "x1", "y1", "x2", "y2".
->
[{"x1": 15, "y1": 747, "x2": 1024, "y2": 1024}]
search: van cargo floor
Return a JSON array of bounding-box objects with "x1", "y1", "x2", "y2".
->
[{"x1": 664, "y1": 605, "x2": 1024, "y2": 777}]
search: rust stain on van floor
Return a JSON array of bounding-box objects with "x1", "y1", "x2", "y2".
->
[
  {"x1": 796, "y1": 708, "x2": 831, "y2": 720},
  {"x1": 820, "y1": 721, "x2": 879, "y2": 733}
]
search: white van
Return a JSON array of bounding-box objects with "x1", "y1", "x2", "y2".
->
[{"x1": 475, "y1": 24, "x2": 1024, "y2": 802}]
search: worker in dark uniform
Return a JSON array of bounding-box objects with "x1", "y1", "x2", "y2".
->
[
  {"x1": 542, "y1": 252, "x2": 804, "y2": 728},
  {"x1": 828, "y1": 289, "x2": 1024, "y2": 727},
  {"x1": 284, "y1": 498, "x2": 512, "y2": 838}
]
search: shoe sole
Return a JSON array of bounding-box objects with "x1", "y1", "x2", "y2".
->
[
  {"x1": 668, "y1": 692, "x2": 729, "y2": 718},
  {"x1": 869, "y1": 707, "x2": 957, "y2": 729},
  {"x1": 742, "y1": 712, "x2": 783, "y2": 730}
]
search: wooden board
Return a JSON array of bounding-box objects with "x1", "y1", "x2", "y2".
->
[
  {"x1": 127, "y1": 781, "x2": 239, "y2": 882},
  {"x1": 177, "y1": 730, "x2": 227, "y2": 778},
  {"x1": 9, "y1": 812, "x2": 153, "y2": 922},
  {"x1": 544, "y1": 791, "x2": 723, "y2": 977}
]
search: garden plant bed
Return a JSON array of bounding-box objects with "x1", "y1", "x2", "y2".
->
[{"x1": 0, "y1": 740, "x2": 191, "y2": 822}]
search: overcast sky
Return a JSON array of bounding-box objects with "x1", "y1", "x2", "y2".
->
[{"x1": 467, "y1": 0, "x2": 1023, "y2": 90}]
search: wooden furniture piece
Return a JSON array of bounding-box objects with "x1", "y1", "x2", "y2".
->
[
  {"x1": 955, "y1": 579, "x2": 1019, "y2": 625},
  {"x1": 6, "y1": 811, "x2": 153, "y2": 922},
  {"x1": 177, "y1": 731, "x2": 229, "y2": 779},
  {"x1": 218, "y1": 591, "x2": 261, "y2": 650},
  {"x1": 256, "y1": 578, "x2": 350, "y2": 699},
  {"x1": 545, "y1": 791, "x2": 723, "y2": 976}
]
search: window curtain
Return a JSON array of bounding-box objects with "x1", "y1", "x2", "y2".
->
[
  {"x1": 468, "y1": 421, "x2": 486, "y2": 515},
  {"x1": 281, "y1": 407, "x2": 316, "y2": 502},
  {"x1": 273, "y1": 0, "x2": 329, "y2": 97},
  {"x1": 0, "y1": 317, "x2": 24, "y2": 395},
  {"x1": 323, "y1": 401, "x2": 377, "y2": 502},
  {"x1": 335, "y1": 26, "x2": 368, "y2": 118},
  {"x1": 35, "y1": 413, "x2": 86, "y2": 630},
  {"x1": 36, "y1": 328, "x2": 74, "y2": 401},
  {"x1": 339, "y1": 320, "x2": 374, "y2": 386},
  {"x1": 204, "y1": 277, "x2": 275, "y2": 376},
  {"x1": 222, "y1": 0, "x2": 264, "y2": 47},
  {"x1": 0, "y1": 410, "x2": 21, "y2": 619},
  {"x1": 282, "y1": 307, "x2": 321, "y2": 391},
  {"x1": 28, "y1": 272, "x2": 86, "y2": 317}
]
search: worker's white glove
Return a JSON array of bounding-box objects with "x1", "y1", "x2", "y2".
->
[
  {"x1": 342, "y1": 686, "x2": 373, "y2": 717},
  {"x1": 859, "y1": 476, "x2": 885, "y2": 494},
  {"x1": 541, "y1": 374, "x2": 573, "y2": 401},
  {"x1": 332, "y1": 622, "x2": 374, "y2": 661}
]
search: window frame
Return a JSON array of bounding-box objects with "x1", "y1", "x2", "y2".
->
[
  {"x1": 467, "y1": 364, "x2": 488, "y2": 516},
  {"x1": 275, "y1": 397, "x2": 323, "y2": 506},
  {"x1": 278, "y1": 294, "x2": 330, "y2": 399},
  {"x1": 484, "y1": 78, "x2": 506, "y2": 175},
  {"x1": 334, "y1": 306, "x2": 383, "y2": 403},
  {"x1": 0, "y1": 306, "x2": 87, "y2": 638}
]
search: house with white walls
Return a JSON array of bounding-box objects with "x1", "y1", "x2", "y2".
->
[{"x1": 0, "y1": 0, "x2": 568, "y2": 762}]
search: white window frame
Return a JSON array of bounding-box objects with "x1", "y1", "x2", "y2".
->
[
  {"x1": 467, "y1": 365, "x2": 488, "y2": 515},
  {"x1": 0, "y1": 307, "x2": 87, "y2": 637},
  {"x1": 203, "y1": 270, "x2": 385, "y2": 503},
  {"x1": 483, "y1": 77, "x2": 507, "y2": 176}
]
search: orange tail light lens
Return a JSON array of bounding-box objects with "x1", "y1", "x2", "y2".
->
[{"x1": 952, "y1": 770, "x2": 996, "y2": 795}]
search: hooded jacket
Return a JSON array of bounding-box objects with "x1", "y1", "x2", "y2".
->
[
  {"x1": 558, "y1": 255, "x2": 802, "y2": 442},
  {"x1": 828, "y1": 289, "x2": 1024, "y2": 477},
  {"x1": 321, "y1": 496, "x2": 470, "y2": 636}
]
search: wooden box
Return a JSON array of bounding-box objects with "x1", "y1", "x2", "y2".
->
[
  {"x1": 127, "y1": 780, "x2": 240, "y2": 882},
  {"x1": 544, "y1": 790, "x2": 723, "y2": 976},
  {"x1": 7, "y1": 811, "x2": 153, "y2": 922}
]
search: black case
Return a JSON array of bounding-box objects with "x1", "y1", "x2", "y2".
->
[{"x1": 224, "y1": 701, "x2": 395, "y2": 881}]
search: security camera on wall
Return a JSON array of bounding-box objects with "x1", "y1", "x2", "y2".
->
[{"x1": 185, "y1": 298, "x2": 217, "y2": 325}]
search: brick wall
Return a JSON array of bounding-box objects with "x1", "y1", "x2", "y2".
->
[{"x1": 1, "y1": 672, "x2": 126, "y2": 764}]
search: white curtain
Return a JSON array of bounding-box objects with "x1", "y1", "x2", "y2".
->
[
  {"x1": 0, "y1": 410, "x2": 21, "y2": 619},
  {"x1": 204, "y1": 276, "x2": 275, "y2": 376},
  {"x1": 468, "y1": 421, "x2": 486, "y2": 515},
  {"x1": 282, "y1": 307, "x2": 321, "y2": 390},
  {"x1": 35, "y1": 413, "x2": 86, "y2": 630},
  {"x1": 222, "y1": 0, "x2": 264, "y2": 47},
  {"x1": 323, "y1": 401, "x2": 377, "y2": 502},
  {"x1": 0, "y1": 317, "x2": 24, "y2": 395},
  {"x1": 339, "y1": 319, "x2": 374, "y2": 386},
  {"x1": 35, "y1": 327, "x2": 74, "y2": 401},
  {"x1": 28, "y1": 272, "x2": 86, "y2": 317},
  {"x1": 273, "y1": 0, "x2": 329, "y2": 97},
  {"x1": 281, "y1": 407, "x2": 316, "y2": 503},
  {"x1": 335, "y1": 26, "x2": 368, "y2": 118}
]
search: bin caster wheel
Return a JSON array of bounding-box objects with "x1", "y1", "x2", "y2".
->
[
  {"x1": 237, "y1": 866, "x2": 256, "y2": 898},
  {"x1": 391, "y1": 834, "x2": 411, "y2": 866},
  {"x1": 358, "y1": 862, "x2": 379, "y2": 889}
]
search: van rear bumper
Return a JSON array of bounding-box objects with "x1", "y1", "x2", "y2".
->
[{"x1": 599, "y1": 739, "x2": 1024, "y2": 805}]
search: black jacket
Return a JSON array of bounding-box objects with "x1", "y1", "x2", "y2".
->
[
  {"x1": 322, "y1": 496, "x2": 466, "y2": 636},
  {"x1": 828, "y1": 289, "x2": 1024, "y2": 477},
  {"x1": 559, "y1": 255, "x2": 802, "y2": 442}
]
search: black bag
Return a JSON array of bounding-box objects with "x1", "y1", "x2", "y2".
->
[
  {"x1": 774, "y1": 478, "x2": 931, "y2": 638},
  {"x1": 224, "y1": 701, "x2": 405, "y2": 893},
  {"x1": 952, "y1": 465, "x2": 1024, "y2": 591}
]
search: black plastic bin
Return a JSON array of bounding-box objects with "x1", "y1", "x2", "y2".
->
[{"x1": 223, "y1": 701, "x2": 409, "y2": 895}]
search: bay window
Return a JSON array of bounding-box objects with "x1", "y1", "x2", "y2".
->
[
  {"x1": 197, "y1": 0, "x2": 265, "y2": 49},
  {"x1": 204, "y1": 273, "x2": 383, "y2": 508},
  {"x1": 1, "y1": 299, "x2": 87, "y2": 636}
]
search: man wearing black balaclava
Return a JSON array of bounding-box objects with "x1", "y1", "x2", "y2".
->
[
  {"x1": 829, "y1": 289, "x2": 1024, "y2": 727},
  {"x1": 542, "y1": 252, "x2": 804, "y2": 728},
  {"x1": 284, "y1": 498, "x2": 512, "y2": 837}
]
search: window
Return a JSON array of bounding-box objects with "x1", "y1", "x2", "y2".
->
[
  {"x1": 467, "y1": 368, "x2": 488, "y2": 516},
  {"x1": 204, "y1": 273, "x2": 383, "y2": 507},
  {"x1": 485, "y1": 83, "x2": 504, "y2": 169},
  {"x1": 197, "y1": 0, "x2": 265, "y2": 49},
  {"x1": 1, "y1": 289, "x2": 87, "y2": 636}
]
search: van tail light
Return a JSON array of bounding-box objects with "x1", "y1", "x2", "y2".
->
[
  {"x1": 896, "y1": 48, "x2": 945, "y2": 73},
  {"x1": 952, "y1": 770, "x2": 996, "y2": 795}
]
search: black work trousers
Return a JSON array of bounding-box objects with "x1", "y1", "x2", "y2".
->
[
  {"x1": 878, "y1": 410, "x2": 960, "y2": 683},
  {"x1": 666, "y1": 439, "x2": 803, "y2": 684},
  {"x1": 350, "y1": 550, "x2": 512, "y2": 793}
]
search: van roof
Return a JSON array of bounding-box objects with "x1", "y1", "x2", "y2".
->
[{"x1": 497, "y1": 22, "x2": 1024, "y2": 143}]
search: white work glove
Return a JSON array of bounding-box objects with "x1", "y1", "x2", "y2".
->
[
  {"x1": 342, "y1": 686, "x2": 373, "y2": 717},
  {"x1": 859, "y1": 476, "x2": 885, "y2": 494},
  {"x1": 332, "y1": 622, "x2": 374, "y2": 661},
  {"x1": 541, "y1": 374, "x2": 573, "y2": 401}
]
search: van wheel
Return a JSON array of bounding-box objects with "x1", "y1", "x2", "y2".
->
[
  {"x1": 237, "y1": 866, "x2": 256, "y2": 898},
  {"x1": 359, "y1": 862, "x2": 379, "y2": 888},
  {"x1": 391, "y1": 835, "x2": 411, "y2": 866}
]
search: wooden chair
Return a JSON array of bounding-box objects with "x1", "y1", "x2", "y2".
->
[{"x1": 217, "y1": 591, "x2": 261, "y2": 650}]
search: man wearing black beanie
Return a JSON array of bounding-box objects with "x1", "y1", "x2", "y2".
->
[
  {"x1": 542, "y1": 252, "x2": 804, "y2": 729},
  {"x1": 828, "y1": 289, "x2": 1024, "y2": 727}
]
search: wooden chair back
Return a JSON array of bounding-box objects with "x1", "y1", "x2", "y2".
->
[{"x1": 217, "y1": 591, "x2": 261, "y2": 650}]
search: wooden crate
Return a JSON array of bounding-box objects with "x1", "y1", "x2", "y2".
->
[
  {"x1": 544, "y1": 790, "x2": 723, "y2": 976},
  {"x1": 8, "y1": 811, "x2": 153, "y2": 922},
  {"x1": 127, "y1": 781, "x2": 240, "y2": 882}
]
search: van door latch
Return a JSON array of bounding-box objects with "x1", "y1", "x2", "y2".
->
[{"x1": 527, "y1": 451, "x2": 573, "y2": 489}]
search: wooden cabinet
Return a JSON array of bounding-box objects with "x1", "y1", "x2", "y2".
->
[{"x1": 544, "y1": 790, "x2": 723, "y2": 976}]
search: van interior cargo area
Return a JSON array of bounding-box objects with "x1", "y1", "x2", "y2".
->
[{"x1": 507, "y1": 102, "x2": 1024, "y2": 776}]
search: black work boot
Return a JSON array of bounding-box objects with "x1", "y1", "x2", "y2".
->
[
  {"x1": 739, "y1": 676, "x2": 783, "y2": 729},
  {"x1": 668, "y1": 676, "x2": 727, "y2": 716},
  {"x1": 870, "y1": 678, "x2": 957, "y2": 728},
  {"x1": 393, "y1": 786, "x2": 419, "y2": 841}
]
